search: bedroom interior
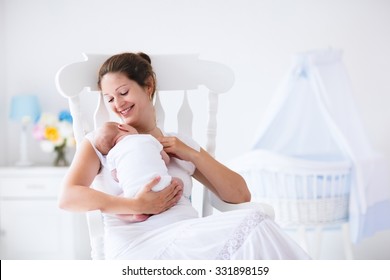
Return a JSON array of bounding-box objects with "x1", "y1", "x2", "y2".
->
[{"x1": 1, "y1": 0, "x2": 389, "y2": 260}]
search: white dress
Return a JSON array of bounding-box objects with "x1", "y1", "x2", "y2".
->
[
  {"x1": 107, "y1": 134, "x2": 171, "y2": 197},
  {"x1": 86, "y1": 132, "x2": 310, "y2": 260}
]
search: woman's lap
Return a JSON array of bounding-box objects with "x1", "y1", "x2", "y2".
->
[{"x1": 107, "y1": 208, "x2": 309, "y2": 260}]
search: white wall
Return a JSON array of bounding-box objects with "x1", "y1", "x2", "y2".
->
[
  {"x1": 2, "y1": 0, "x2": 390, "y2": 259},
  {"x1": 0, "y1": 0, "x2": 6, "y2": 166}
]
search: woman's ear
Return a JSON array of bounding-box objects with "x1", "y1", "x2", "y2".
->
[{"x1": 145, "y1": 76, "x2": 155, "y2": 97}]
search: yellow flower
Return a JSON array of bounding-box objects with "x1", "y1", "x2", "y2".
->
[{"x1": 44, "y1": 126, "x2": 60, "y2": 142}]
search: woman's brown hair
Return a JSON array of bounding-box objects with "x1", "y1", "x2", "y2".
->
[{"x1": 97, "y1": 52, "x2": 156, "y2": 98}]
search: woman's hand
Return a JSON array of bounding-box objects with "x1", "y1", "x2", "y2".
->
[
  {"x1": 133, "y1": 176, "x2": 183, "y2": 214},
  {"x1": 158, "y1": 136, "x2": 196, "y2": 161}
]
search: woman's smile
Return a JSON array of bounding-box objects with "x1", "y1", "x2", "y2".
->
[{"x1": 119, "y1": 104, "x2": 135, "y2": 117}]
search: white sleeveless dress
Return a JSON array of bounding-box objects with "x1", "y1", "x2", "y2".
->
[{"x1": 86, "y1": 131, "x2": 310, "y2": 260}]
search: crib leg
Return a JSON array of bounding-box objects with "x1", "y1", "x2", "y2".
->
[
  {"x1": 342, "y1": 223, "x2": 354, "y2": 259},
  {"x1": 312, "y1": 225, "x2": 323, "y2": 259},
  {"x1": 297, "y1": 225, "x2": 310, "y2": 255}
]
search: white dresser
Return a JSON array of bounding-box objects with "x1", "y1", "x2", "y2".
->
[{"x1": 0, "y1": 166, "x2": 90, "y2": 259}]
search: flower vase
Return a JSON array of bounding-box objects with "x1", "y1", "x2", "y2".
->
[{"x1": 54, "y1": 141, "x2": 68, "y2": 166}]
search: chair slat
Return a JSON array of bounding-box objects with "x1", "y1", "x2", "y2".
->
[
  {"x1": 94, "y1": 93, "x2": 110, "y2": 128},
  {"x1": 177, "y1": 91, "x2": 193, "y2": 137},
  {"x1": 154, "y1": 92, "x2": 165, "y2": 130},
  {"x1": 206, "y1": 93, "x2": 218, "y2": 157}
]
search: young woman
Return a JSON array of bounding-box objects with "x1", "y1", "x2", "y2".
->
[{"x1": 59, "y1": 52, "x2": 309, "y2": 259}]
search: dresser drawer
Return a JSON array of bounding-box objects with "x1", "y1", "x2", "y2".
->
[{"x1": 0, "y1": 177, "x2": 62, "y2": 198}]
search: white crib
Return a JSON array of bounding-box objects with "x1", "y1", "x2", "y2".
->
[{"x1": 229, "y1": 149, "x2": 354, "y2": 259}]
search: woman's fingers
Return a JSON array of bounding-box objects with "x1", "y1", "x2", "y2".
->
[
  {"x1": 143, "y1": 175, "x2": 161, "y2": 192},
  {"x1": 169, "y1": 185, "x2": 183, "y2": 206},
  {"x1": 158, "y1": 136, "x2": 179, "y2": 148},
  {"x1": 155, "y1": 179, "x2": 182, "y2": 212},
  {"x1": 161, "y1": 179, "x2": 183, "y2": 202},
  {"x1": 168, "y1": 181, "x2": 183, "y2": 203},
  {"x1": 158, "y1": 136, "x2": 189, "y2": 160},
  {"x1": 135, "y1": 176, "x2": 183, "y2": 214}
]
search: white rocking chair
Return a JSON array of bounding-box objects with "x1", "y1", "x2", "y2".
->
[{"x1": 55, "y1": 53, "x2": 275, "y2": 260}]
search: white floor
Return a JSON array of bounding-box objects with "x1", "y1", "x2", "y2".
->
[
  {"x1": 284, "y1": 226, "x2": 390, "y2": 260},
  {"x1": 191, "y1": 184, "x2": 390, "y2": 260}
]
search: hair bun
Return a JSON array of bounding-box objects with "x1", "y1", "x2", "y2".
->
[{"x1": 137, "y1": 52, "x2": 151, "y2": 64}]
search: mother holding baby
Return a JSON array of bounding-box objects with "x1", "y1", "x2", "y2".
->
[{"x1": 59, "y1": 52, "x2": 309, "y2": 259}]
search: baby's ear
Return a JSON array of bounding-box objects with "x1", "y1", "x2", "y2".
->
[{"x1": 117, "y1": 123, "x2": 128, "y2": 132}]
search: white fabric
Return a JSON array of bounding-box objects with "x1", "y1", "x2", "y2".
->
[
  {"x1": 85, "y1": 132, "x2": 310, "y2": 259},
  {"x1": 107, "y1": 134, "x2": 171, "y2": 197},
  {"x1": 247, "y1": 49, "x2": 390, "y2": 242}
]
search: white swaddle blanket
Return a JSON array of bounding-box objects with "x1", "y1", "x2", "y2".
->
[{"x1": 107, "y1": 134, "x2": 171, "y2": 197}]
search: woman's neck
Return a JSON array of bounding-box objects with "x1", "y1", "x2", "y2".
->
[{"x1": 139, "y1": 124, "x2": 162, "y2": 138}]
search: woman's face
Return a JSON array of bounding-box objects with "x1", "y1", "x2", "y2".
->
[{"x1": 100, "y1": 72, "x2": 154, "y2": 130}]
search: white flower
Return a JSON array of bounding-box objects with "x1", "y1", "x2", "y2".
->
[
  {"x1": 58, "y1": 121, "x2": 73, "y2": 138},
  {"x1": 40, "y1": 140, "x2": 55, "y2": 153}
]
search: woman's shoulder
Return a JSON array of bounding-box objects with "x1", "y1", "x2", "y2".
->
[{"x1": 85, "y1": 131, "x2": 107, "y2": 165}]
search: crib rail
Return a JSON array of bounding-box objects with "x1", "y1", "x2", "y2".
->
[
  {"x1": 230, "y1": 150, "x2": 352, "y2": 227},
  {"x1": 242, "y1": 168, "x2": 351, "y2": 227}
]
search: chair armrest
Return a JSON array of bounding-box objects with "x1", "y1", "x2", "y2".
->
[
  {"x1": 86, "y1": 210, "x2": 105, "y2": 260},
  {"x1": 209, "y1": 192, "x2": 275, "y2": 220}
]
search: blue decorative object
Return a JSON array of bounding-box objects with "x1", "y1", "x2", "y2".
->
[
  {"x1": 9, "y1": 94, "x2": 41, "y2": 166},
  {"x1": 58, "y1": 109, "x2": 73, "y2": 123}
]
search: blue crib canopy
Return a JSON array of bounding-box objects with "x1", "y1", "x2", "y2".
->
[{"x1": 244, "y1": 49, "x2": 390, "y2": 243}]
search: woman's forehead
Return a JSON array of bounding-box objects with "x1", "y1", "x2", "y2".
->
[{"x1": 101, "y1": 73, "x2": 131, "y2": 92}]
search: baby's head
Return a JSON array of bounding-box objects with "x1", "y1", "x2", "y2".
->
[{"x1": 94, "y1": 122, "x2": 138, "y2": 155}]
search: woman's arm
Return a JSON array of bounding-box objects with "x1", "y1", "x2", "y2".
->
[
  {"x1": 58, "y1": 139, "x2": 183, "y2": 214},
  {"x1": 159, "y1": 136, "x2": 251, "y2": 204}
]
